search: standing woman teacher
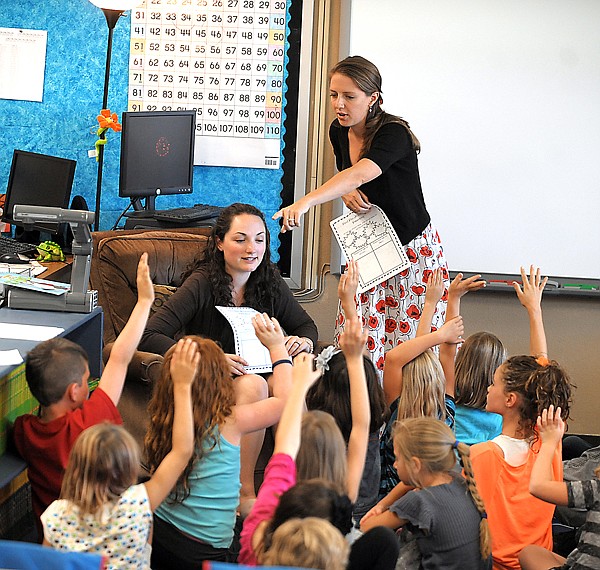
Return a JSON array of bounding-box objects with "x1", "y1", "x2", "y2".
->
[{"x1": 274, "y1": 56, "x2": 449, "y2": 374}]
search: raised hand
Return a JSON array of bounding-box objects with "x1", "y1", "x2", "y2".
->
[
  {"x1": 339, "y1": 313, "x2": 368, "y2": 360},
  {"x1": 252, "y1": 313, "x2": 285, "y2": 351},
  {"x1": 170, "y1": 338, "x2": 199, "y2": 387},
  {"x1": 136, "y1": 252, "x2": 154, "y2": 305},
  {"x1": 292, "y1": 352, "x2": 322, "y2": 390},
  {"x1": 448, "y1": 272, "x2": 486, "y2": 300},
  {"x1": 438, "y1": 315, "x2": 464, "y2": 344},
  {"x1": 514, "y1": 265, "x2": 547, "y2": 312},
  {"x1": 424, "y1": 267, "x2": 445, "y2": 306},
  {"x1": 537, "y1": 405, "x2": 565, "y2": 449},
  {"x1": 338, "y1": 259, "x2": 360, "y2": 316}
]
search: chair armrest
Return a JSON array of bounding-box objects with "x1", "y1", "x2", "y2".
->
[{"x1": 102, "y1": 343, "x2": 164, "y2": 385}]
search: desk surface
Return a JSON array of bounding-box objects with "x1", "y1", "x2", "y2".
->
[
  {"x1": 0, "y1": 306, "x2": 103, "y2": 488},
  {"x1": 0, "y1": 307, "x2": 103, "y2": 378}
]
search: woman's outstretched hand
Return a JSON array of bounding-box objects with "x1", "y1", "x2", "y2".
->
[{"x1": 273, "y1": 198, "x2": 311, "y2": 233}]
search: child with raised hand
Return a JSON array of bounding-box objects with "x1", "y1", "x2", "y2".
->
[
  {"x1": 438, "y1": 272, "x2": 506, "y2": 445},
  {"x1": 305, "y1": 259, "x2": 386, "y2": 519},
  {"x1": 361, "y1": 417, "x2": 492, "y2": 570},
  {"x1": 41, "y1": 338, "x2": 197, "y2": 569},
  {"x1": 145, "y1": 315, "x2": 293, "y2": 568},
  {"x1": 239, "y1": 350, "x2": 323, "y2": 564},
  {"x1": 375, "y1": 267, "x2": 463, "y2": 503},
  {"x1": 241, "y1": 333, "x2": 398, "y2": 570},
  {"x1": 470, "y1": 266, "x2": 574, "y2": 570},
  {"x1": 13, "y1": 252, "x2": 154, "y2": 537},
  {"x1": 520, "y1": 405, "x2": 600, "y2": 570}
]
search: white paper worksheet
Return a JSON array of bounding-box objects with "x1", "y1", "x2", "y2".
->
[
  {"x1": 0, "y1": 323, "x2": 64, "y2": 342},
  {"x1": 216, "y1": 306, "x2": 272, "y2": 374},
  {"x1": 330, "y1": 205, "x2": 410, "y2": 293}
]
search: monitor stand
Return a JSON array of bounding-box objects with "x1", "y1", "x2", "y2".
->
[{"x1": 125, "y1": 196, "x2": 158, "y2": 219}]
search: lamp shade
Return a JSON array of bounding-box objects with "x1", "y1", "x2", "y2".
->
[{"x1": 88, "y1": 0, "x2": 139, "y2": 10}]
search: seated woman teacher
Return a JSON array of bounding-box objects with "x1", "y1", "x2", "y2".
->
[
  {"x1": 140, "y1": 202, "x2": 318, "y2": 509},
  {"x1": 274, "y1": 55, "x2": 448, "y2": 375}
]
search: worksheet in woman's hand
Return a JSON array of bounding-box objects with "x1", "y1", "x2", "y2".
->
[
  {"x1": 330, "y1": 205, "x2": 410, "y2": 292},
  {"x1": 216, "y1": 306, "x2": 272, "y2": 373}
]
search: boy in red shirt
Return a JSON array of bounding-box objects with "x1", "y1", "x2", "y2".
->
[{"x1": 12, "y1": 253, "x2": 154, "y2": 539}]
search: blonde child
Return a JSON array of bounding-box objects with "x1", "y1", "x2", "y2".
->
[
  {"x1": 439, "y1": 272, "x2": 505, "y2": 445},
  {"x1": 261, "y1": 517, "x2": 349, "y2": 569},
  {"x1": 470, "y1": 266, "x2": 574, "y2": 569},
  {"x1": 377, "y1": 267, "x2": 464, "y2": 500},
  {"x1": 519, "y1": 405, "x2": 600, "y2": 570},
  {"x1": 145, "y1": 314, "x2": 293, "y2": 568},
  {"x1": 41, "y1": 338, "x2": 197, "y2": 569},
  {"x1": 363, "y1": 416, "x2": 492, "y2": 569}
]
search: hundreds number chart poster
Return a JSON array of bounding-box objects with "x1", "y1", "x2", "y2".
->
[{"x1": 129, "y1": 0, "x2": 287, "y2": 169}]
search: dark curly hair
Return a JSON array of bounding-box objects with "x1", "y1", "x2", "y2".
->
[
  {"x1": 501, "y1": 355, "x2": 574, "y2": 440},
  {"x1": 183, "y1": 203, "x2": 281, "y2": 311}
]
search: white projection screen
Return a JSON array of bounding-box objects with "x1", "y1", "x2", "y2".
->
[{"x1": 347, "y1": 0, "x2": 600, "y2": 281}]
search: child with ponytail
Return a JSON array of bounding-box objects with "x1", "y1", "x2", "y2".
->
[
  {"x1": 362, "y1": 416, "x2": 492, "y2": 569},
  {"x1": 470, "y1": 266, "x2": 574, "y2": 569}
]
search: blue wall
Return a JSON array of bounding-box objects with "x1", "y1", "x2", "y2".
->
[{"x1": 1, "y1": 0, "x2": 289, "y2": 258}]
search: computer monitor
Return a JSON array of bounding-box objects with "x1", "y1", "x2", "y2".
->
[
  {"x1": 119, "y1": 110, "x2": 195, "y2": 213},
  {"x1": 2, "y1": 150, "x2": 76, "y2": 234}
]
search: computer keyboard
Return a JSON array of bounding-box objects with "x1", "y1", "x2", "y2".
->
[
  {"x1": 152, "y1": 203, "x2": 224, "y2": 223},
  {"x1": 0, "y1": 235, "x2": 37, "y2": 257}
]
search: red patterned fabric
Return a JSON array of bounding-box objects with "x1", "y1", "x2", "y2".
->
[{"x1": 334, "y1": 223, "x2": 448, "y2": 381}]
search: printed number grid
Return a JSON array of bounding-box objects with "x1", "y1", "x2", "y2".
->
[{"x1": 129, "y1": 0, "x2": 287, "y2": 168}]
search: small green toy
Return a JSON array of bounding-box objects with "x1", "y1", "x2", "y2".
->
[{"x1": 36, "y1": 241, "x2": 66, "y2": 262}]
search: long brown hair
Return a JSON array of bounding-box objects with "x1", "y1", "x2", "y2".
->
[
  {"x1": 330, "y1": 55, "x2": 421, "y2": 156},
  {"x1": 295, "y1": 411, "x2": 347, "y2": 494},
  {"x1": 144, "y1": 336, "x2": 236, "y2": 501},
  {"x1": 393, "y1": 417, "x2": 491, "y2": 560},
  {"x1": 60, "y1": 423, "x2": 139, "y2": 519},
  {"x1": 455, "y1": 332, "x2": 507, "y2": 409}
]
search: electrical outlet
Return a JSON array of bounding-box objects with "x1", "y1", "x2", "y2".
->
[{"x1": 88, "y1": 149, "x2": 97, "y2": 159}]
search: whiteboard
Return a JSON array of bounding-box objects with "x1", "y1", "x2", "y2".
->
[{"x1": 347, "y1": 0, "x2": 600, "y2": 280}]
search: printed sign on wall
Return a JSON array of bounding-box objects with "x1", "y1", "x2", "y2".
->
[{"x1": 129, "y1": 0, "x2": 287, "y2": 168}]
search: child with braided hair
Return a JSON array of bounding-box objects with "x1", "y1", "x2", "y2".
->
[
  {"x1": 361, "y1": 416, "x2": 492, "y2": 569},
  {"x1": 470, "y1": 266, "x2": 574, "y2": 569}
]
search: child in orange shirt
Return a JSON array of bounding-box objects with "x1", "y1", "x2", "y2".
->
[{"x1": 470, "y1": 267, "x2": 574, "y2": 569}]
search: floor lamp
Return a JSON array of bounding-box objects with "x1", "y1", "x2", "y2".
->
[{"x1": 88, "y1": 0, "x2": 138, "y2": 231}]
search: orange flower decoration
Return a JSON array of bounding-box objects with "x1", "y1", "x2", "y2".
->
[
  {"x1": 97, "y1": 109, "x2": 122, "y2": 132},
  {"x1": 536, "y1": 355, "x2": 550, "y2": 367}
]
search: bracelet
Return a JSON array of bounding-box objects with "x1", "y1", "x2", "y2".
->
[
  {"x1": 272, "y1": 358, "x2": 293, "y2": 369},
  {"x1": 303, "y1": 337, "x2": 314, "y2": 354}
]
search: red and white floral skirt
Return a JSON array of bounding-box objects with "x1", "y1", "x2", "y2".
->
[{"x1": 333, "y1": 222, "x2": 449, "y2": 381}]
